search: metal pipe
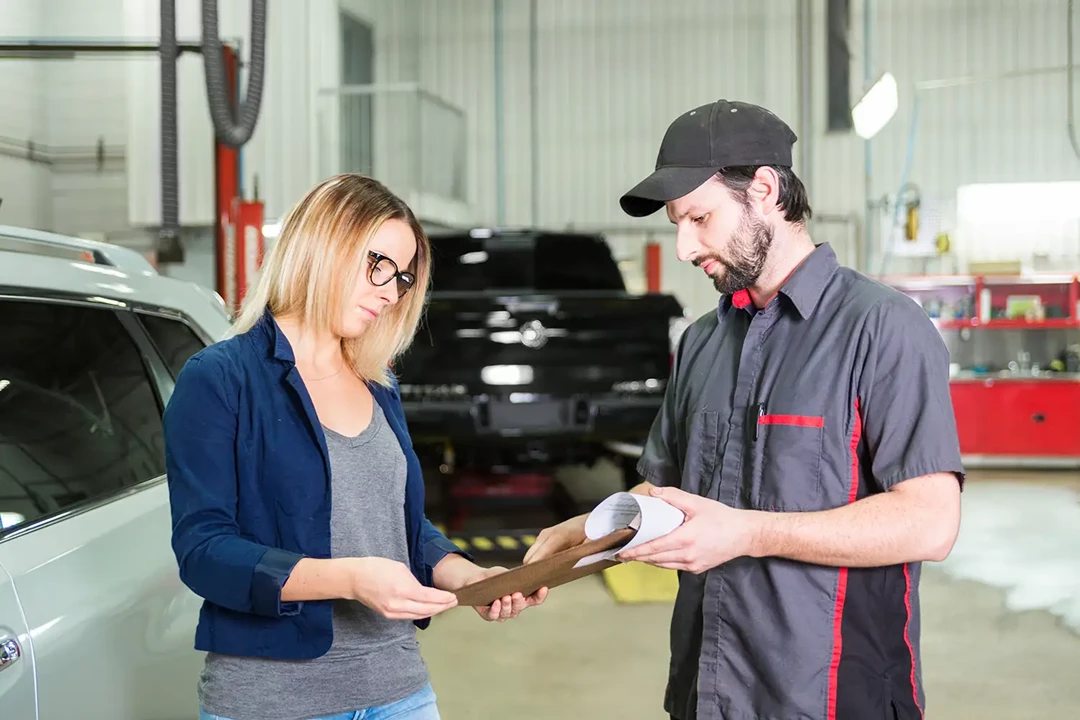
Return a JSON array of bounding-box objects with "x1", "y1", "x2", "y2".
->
[
  {"x1": 529, "y1": 0, "x2": 540, "y2": 226},
  {"x1": 796, "y1": 0, "x2": 813, "y2": 193},
  {"x1": 160, "y1": 0, "x2": 180, "y2": 256},
  {"x1": 862, "y1": 0, "x2": 873, "y2": 275},
  {"x1": 494, "y1": 0, "x2": 507, "y2": 227},
  {"x1": 1067, "y1": 0, "x2": 1080, "y2": 160},
  {"x1": 0, "y1": 40, "x2": 202, "y2": 58},
  {"x1": 914, "y1": 62, "x2": 1080, "y2": 91}
]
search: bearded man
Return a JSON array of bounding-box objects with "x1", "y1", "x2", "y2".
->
[{"x1": 524, "y1": 100, "x2": 965, "y2": 720}]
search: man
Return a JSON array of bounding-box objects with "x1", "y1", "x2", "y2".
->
[{"x1": 523, "y1": 100, "x2": 964, "y2": 720}]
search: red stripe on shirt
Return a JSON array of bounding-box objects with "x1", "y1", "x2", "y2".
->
[
  {"x1": 903, "y1": 563, "x2": 925, "y2": 718},
  {"x1": 827, "y1": 400, "x2": 862, "y2": 719},
  {"x1": 758, "y1": 414, "x2": 825, "y2": 428}
]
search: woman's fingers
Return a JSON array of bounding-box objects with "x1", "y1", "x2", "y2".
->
[{"x1": 407, "y1": 584, "x2": 458, "y2": 605}]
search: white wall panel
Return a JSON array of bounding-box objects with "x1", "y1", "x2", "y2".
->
[
  {"x1": 847, "y1": 0, "x2": 1080, "y2": 274},
  {"x1": 0, "y1": 0, "x2": 50, "y2": 229},
  {"x1": 2, "y1": 0, "x2": 1075, "y2": 311},
  {"x1": 0, "y1": 157, "x2": 53, "y2": 231},
  {"x1": 37, "y1": 0, "x2": 130, "y2": 234},
  {"x1": 402, "y1": 0, "x2": 1080, "y2": 317}
]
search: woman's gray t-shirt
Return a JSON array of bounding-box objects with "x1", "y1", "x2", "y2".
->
[{"x1": 198, "y1": 401, "x2": 430, "y2": 720}]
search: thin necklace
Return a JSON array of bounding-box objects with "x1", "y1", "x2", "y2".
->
[{"x1": 303, "y1": 358, "x2": 345, "y2": 382}]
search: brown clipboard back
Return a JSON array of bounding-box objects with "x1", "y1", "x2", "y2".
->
[{"x1": 453, "y1": 527, "x2": 637, "y2": 607}]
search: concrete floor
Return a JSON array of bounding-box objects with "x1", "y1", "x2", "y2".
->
[{"x1": 419, "y1": 470, "x2": 1080, "y2": 719}]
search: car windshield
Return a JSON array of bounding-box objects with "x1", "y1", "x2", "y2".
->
[{"x1": 428, "y1": 232, "x2": 626, "y2": 293}]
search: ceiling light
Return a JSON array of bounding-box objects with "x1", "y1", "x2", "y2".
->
[{"x1": 852, "y1": 72, "x2": 898, "y2": 140}]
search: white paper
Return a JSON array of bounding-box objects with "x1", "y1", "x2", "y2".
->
[{"x1": 573, "y1": 492, "x2": 686, "y2": 568}]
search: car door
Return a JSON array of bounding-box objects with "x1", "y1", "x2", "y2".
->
[
  {"x1": 0, "y1": 557, "x2": 35, "y2": 720},
  {"x1": 0, "y1": 297, "x2": 207, "y2": 720}
]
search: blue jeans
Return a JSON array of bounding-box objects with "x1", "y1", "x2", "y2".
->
[{"x1": 199, "y1": 682, "x2": 440, "y2": 720}]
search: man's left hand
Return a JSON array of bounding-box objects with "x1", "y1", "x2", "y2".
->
[
  {"x1": 616, "y1": 486, "x2": 761, "y2": 574},
  {"x1": 464, "y1": 566, "x2": 548, "y2": 622}
]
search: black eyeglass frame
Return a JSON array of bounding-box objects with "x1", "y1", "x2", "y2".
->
[{"x1": 367, "y1": 251, "x2": 416, "y2": 298}]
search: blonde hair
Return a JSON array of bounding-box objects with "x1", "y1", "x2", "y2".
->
[{"x1": 230, "y1": 174, "x2": 431, "y2": 387}]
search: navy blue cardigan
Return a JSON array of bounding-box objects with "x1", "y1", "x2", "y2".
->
[{"x1": 163, "y1": 309, "x2": 465, "y2": 660}]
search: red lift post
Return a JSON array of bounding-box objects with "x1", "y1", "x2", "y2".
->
[{"x1": 214, "y1": 43, "x2": 265, "y2": 312}]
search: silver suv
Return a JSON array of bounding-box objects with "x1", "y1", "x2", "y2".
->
[{"x1": 0, "y1": 226, "x2": 231, "y2": 719}]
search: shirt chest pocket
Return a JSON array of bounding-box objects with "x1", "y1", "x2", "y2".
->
[
  {"x1": 681, "y1": 410, "x2": 725, "y2": 498},
  {"x1": 748, "y1": 411, "x2": 825, "y2": 511}
]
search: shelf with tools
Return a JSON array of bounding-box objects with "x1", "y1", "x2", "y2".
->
[
  {"x1": 884, "y1": 273, "x2": 1080, "y2": 467},
  {"x1": 884, "y1": 273, "x2": 1080, "y2": 328}
]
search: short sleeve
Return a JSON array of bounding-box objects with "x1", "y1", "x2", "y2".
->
[
  {"x1": 856, "y1": 295, "x2": 966, "y2": 491},
  {"x1": 636, "y1": 334, "x2": 685, "y2": 488}
]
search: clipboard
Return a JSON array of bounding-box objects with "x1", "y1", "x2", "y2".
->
[{"x1": 453, "y1": 527, "x2": 637, "y2": 607}]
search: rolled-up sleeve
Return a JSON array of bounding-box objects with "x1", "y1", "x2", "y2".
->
[
  {"x1": 856, "y1": 296, "x2": 966, "y2": 491},
  {"x1": 164, "y1": 353, "x2": 304, "y2": 617},
  {"x1": 636, "y1": 334, "x2": 685, "y2": 488},
  {"x1": 421, "y1": 518, "x2": 472, "y2": 586}
]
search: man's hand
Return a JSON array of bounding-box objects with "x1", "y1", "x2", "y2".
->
[
  {"x1": 616, "y1": 485, "x2": 760, "y2": 574},
  {"x1": 522, "y1": 514, "x2": 587, "y2": 564},
  {"x1": 523, "y1": 481, "x2": 658, "y2": 565},
  {"x1": 461, "y1": 566, "x2": 548, "y2": 622}
]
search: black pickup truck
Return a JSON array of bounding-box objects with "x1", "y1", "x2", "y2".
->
[{"x1": 396, "y1": 228, "x2": 688, "y2": 476}]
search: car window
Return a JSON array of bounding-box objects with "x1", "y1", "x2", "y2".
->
[
  {"x1": 139, "y1": 314, "x2": 207, "y2": 379},
  {"x1": 429, "y1": 233, "x2": 626, "y2": 292},
  {"x1": 0, "y1": 300, "x2": 166, "y2": 535}
]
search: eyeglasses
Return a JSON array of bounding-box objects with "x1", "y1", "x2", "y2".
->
[{"x1": 367, "y1": 251, "x2": 416, "y2": 298}]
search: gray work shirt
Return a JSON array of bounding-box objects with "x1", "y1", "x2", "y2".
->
[{"x1": 638, "y1": 243, "x2": 964, "y2": 720}]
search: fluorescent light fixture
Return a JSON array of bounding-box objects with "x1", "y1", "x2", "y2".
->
[
  {"x1": 263, "y1": 221, "x2": 282, "y2": 239},
  {"x1": 852, "y1": 72, "x2": 898, "y2": 139}
]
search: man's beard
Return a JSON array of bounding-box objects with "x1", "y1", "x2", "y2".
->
[{"x1": 700, "y1": 210, "x2": 774, "y2": 295}]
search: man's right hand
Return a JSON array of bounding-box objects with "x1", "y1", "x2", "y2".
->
[
  {"x1": 522, "y1": 514, "x2": 588, "y2": 564},
  {"x1": 522, "y1": 481, "x2": 659, "y2": 564},
  {"x1": 346, "y1": 557, "x2": 459, "y2": 620}
]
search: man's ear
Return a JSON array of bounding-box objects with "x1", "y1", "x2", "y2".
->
[{"x1": 747, "y1": 166, "x2": 782, "y2": 216}]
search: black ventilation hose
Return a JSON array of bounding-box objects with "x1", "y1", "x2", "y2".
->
[{"x1": 201, "y1": 0, "x2": 268, "y2": 148}]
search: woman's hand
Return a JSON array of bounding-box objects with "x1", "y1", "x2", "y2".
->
[
  {"x1": 432, "y1": 554, "x2": 547, "y2": 622},
  {"x1": 462, "y1": 566, "x2": 548, "y2": 622},
  {"x1": 346, "y1": 557, "x2": 459, "y2": 620}
]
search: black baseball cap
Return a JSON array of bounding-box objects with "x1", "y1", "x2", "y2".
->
[{"x1": 619, "y1": 100, "x2": 798, "y2": 218}]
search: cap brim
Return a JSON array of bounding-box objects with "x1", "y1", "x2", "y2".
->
[{"x1": 619, "y1": 165, "x2": 720, "y2": 217}]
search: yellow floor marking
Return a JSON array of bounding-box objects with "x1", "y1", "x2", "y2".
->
[
  {"x1": 601, "y1": 562, "x2": 679, "y2": 604},
  {"x1": 471, "y1": 536, "x2": 494, "y2": 551}
]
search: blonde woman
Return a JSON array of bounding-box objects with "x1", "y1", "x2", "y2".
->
[{"x1": 164, "y1": 174, "x2": 546, "y2": 720}]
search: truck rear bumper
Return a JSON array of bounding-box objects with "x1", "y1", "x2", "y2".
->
[{"x1": 400, "y1": 394, "x2": 662, "y2": 441}]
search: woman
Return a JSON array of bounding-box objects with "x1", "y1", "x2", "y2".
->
[{"x1": 164, "y1": 174, "x2": 546, "y2": 720}]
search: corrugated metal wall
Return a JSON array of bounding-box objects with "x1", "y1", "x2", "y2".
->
[
  {"x1": 6, "y1": 0, "x2": 1077, "y2": 313},
  {"x1": 399, "y1": 0, "x2": 1080, "y2": 317}
]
